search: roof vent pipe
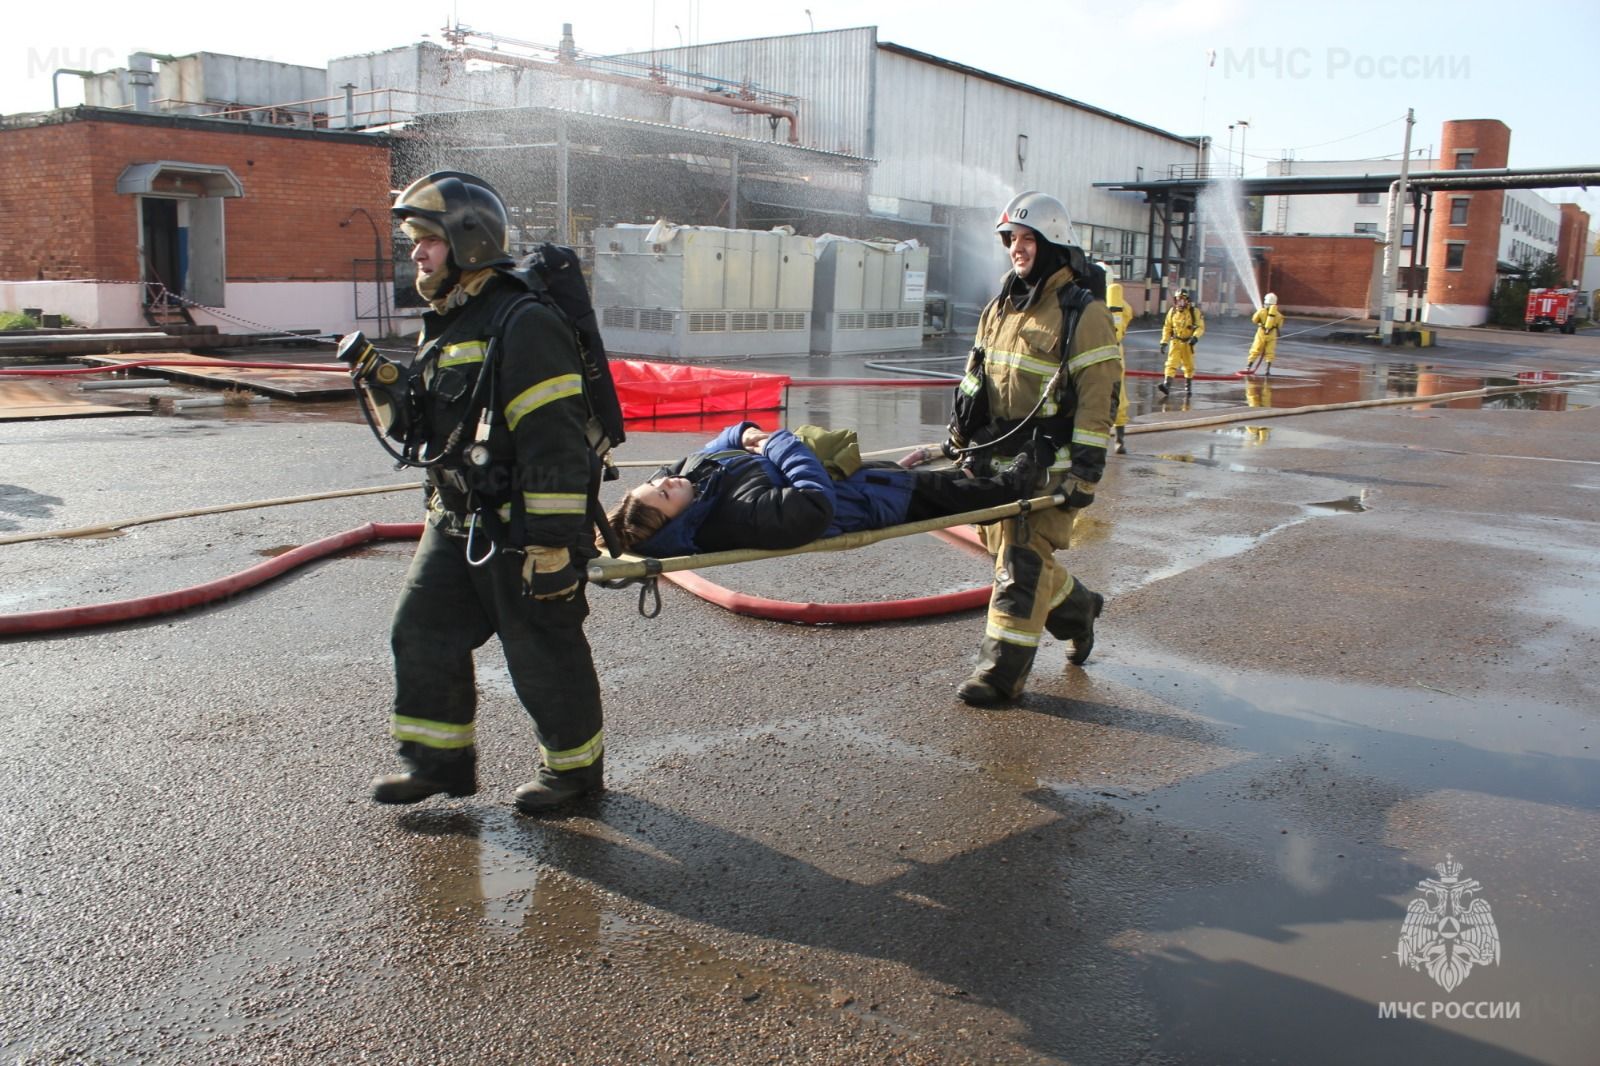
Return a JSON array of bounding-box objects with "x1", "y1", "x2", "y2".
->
[
  {"x1": 51, "y1": 69, "x2": 97, "y2": 110},
  {"x1": 128, "y1": 53, "x2": 156, "y2": 112},
  {"x1": 559, "y1": 23, "x2": 577, "y2": 61}
]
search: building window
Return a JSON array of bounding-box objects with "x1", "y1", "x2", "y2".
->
[
  {"x1": 1354, "y1": 222, "x2": 1379, "y2": 234},
  {"x1": 1450, "y1": 198, "x2": 1470, "y2": 226},
  {"x1": 1454, "y1": 150, "x2": 1476, "y2": 169},
  {"x1": 1357, "y1": 191, "x2": 1380, "y2": 205},
  {"x1": 1402, "y1": 225, "x2": 1415, "y2": 248},
  {"x1": 1445, "y1": 242, "x2": 1467, "y2": 270}
]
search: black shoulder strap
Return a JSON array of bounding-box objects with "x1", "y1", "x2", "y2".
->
[{"x1": 1056, "y1": 283, "x2": 1095, "y2": 361}]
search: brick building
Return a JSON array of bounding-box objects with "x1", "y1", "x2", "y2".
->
[
  {"x1": 1254, "y1": 118, "x2": 1594, "y2": 326},
  {"x1": 1555, "y1": 203, "x2": 1593, "y2": 288},
  {"x1": 0, "y1": 108, "x2": 392, "y2": 335},
  {"x1": 1246, "y1": 234, "x2": 1384, "y2": 319}
]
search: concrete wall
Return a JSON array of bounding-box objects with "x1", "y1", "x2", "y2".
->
[
  {"x1": 1260, "y1": 157, "x2": 1436, "y2": 268},
  {"x1": 0, "y1": 279, "x2": 377, "y2": 335},
  {"x1": 1499, "y1": 189, "x2": 1561, "y2": 267},
  {"x1": 0, "y1": 281, "x2": 140, "y2": 327}
]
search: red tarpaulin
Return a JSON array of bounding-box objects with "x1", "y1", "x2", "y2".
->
[{"x1": 611, "y1": 360, "x2": 789, "y2": 420}]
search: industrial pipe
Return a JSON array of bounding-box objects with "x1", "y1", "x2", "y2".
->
[
  {"x1": 0, "y1": 358, "x2": 347, "y2": 377},
  {"x1": 457, "y1": 47, "x2": 801, "y2": 144}
]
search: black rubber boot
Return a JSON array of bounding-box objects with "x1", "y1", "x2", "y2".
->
[
  {"x1": 1114, "y1": 426, "x2": 1126, "y2": 454},
  {"x1": 514, "y1": 757, "x2": 604, "y2": 814},
  {"x1": 957, "y1": 637, "x2": 1034, "y2": 706},
  {"x1": 371, "y1": 744, "x2": 477, "y2": 805},
  {"x1": 1045, "y1": 582, "x2": 1105, "y2": 666},
  {"x1": 1185, "y1": 378, "x2": 1193, "y2": 395},
  {"x1": 1157, "y1": 378, "x2": 1170, "y2": 395}
]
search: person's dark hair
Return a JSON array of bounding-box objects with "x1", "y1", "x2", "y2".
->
[{"x1": 602, "y1": 491, "x2": 670, "y2": 553}]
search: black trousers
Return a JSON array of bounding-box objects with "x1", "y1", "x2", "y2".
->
[
  {"x1": 388, "y1": 518, "x2": 603, "y2": 773},
  {"x1": 901, "y1": 466, "x2": 1020, "y2": 522}
]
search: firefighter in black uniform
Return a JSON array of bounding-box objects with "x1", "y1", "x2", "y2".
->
[{"x1": 366, "y1": 171, "x2": 604, "y2": 813}]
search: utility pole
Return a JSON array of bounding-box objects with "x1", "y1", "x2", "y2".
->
[{"x1": 1379, "y1": 108, "x2": 1415, "y2": 346}]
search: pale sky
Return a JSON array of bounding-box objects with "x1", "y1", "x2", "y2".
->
[{"x1": 8, "y1": 0, "x2": 1598, "y2": 218}]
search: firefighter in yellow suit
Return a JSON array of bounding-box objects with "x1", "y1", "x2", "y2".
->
[
  {"x1": 948, "y1": 192, "x2": 1121, "y2": 705},
  {"x1": 1102, "y1": 263, "x2": 1132, "y2": 454},
  {"x1": 1245, "y1": 292, "x2": 1284, "y2": 375},
  {"x1": 1159, "y1": 289, "x2": 1204, "y2": 395}
]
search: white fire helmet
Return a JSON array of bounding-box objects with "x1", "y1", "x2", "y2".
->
[
  {"x1": 1264, "y1": 292, "x2": 1278, "y2": 306},
  {"x1": 995, "y1": 191, "x2": 1080, "y2": 248}
]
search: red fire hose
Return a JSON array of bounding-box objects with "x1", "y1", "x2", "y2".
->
[
  {"x1": 0, "y1": 522, "x2": 421, "y2": 637},
  {"x1": 1, "y1": 519, "x2": 997, "y2": 635}
]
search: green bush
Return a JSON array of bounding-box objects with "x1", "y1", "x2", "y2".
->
[{"x1": 0, "y1": 311, "x2": 76, "y2": 330}]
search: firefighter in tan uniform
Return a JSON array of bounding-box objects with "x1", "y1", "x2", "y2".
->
[{"x1": 949, "y1": 192, "x2": 1121, "y2": 706}]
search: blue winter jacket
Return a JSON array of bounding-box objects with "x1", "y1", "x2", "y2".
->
[{"x1": 634, "y1": 422, "x2": 916, "y2": 557}]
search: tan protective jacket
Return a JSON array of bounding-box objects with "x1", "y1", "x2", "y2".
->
[{"x1": 971, "y1": 266, "x2": 1123, "y2": 484}]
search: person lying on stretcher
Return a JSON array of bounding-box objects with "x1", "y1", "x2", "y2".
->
[{"x1": 604, "y1": 421, "x2": 1035, "y2": 556}]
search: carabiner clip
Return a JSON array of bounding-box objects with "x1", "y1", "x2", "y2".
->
[{"x1": 464, "y1": 512, "x2": 498, "y2": 567}]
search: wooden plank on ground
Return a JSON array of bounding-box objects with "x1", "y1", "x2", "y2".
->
[
  {"x1": 77, "y1": 353, "x2": 355, "y2": 400},
  {"x1": 0, "y1": 381, "x2": 147, "y2": 421}
]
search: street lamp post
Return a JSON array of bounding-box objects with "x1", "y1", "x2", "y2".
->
[{"x1": 341, "y1": 207, "x2": 387, "y2": 339}]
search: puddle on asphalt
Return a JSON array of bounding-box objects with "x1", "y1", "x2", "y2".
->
[
  {"x1": 1131, "y1": 496, "x2": 1368, "y2": 591},
  {"x1": 380, "y1": 814, "x2": 866, "y2": 1014},
  {"x1": 1307, "y1": 494, "x2": 1368, "y2": 513},
  {"x1": 1085, "y1": 654, "x2": 1599, "y2": 1064}
]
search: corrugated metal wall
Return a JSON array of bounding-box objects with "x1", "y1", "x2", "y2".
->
[
  {"x1": 871, "y1": 49, "x2": 1194, "y2": 229},
  {"x1": 611, "y1": 27, "x2": 877, "y2": 156}
]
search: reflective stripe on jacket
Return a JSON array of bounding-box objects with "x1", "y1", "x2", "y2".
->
[{"x1": 973, "y1": 266, "x2": 1122, "y2": 481}]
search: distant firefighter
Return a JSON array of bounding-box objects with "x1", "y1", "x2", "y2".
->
[
  {"x1": 1246, "y1": 293, "x2": 1284, "y2": 376},
  {"x1": 1159, "y1": 289, "x2": 1204, "y2": 395},
  {"x1": 1102, "y1": 263, "x2": 1132, "y2": 454}
]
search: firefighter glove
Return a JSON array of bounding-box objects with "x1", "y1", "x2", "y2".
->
[
  {"x1": 522, "y1": 546, "x2": 580, "y2": 601},
  {"x1": 1059, "y1": 473, "x2": 1096, "y2": 510}
]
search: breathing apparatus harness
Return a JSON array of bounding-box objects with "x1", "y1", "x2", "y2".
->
[
  {"x1": 339, "y1": 252, "x2": 628, "y2": 568},
  {"x1": 946, "y1": 276, "x2": 1098, "y2": 472}
]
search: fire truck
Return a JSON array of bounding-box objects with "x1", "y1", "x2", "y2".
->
[{"x1": 1524, "y1": 288, "x2": 1586, "y2": 334}]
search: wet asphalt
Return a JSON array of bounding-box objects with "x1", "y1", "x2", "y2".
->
[{"x1": 2, "y1": 317, "x2": 1598, "y2": 1065}]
